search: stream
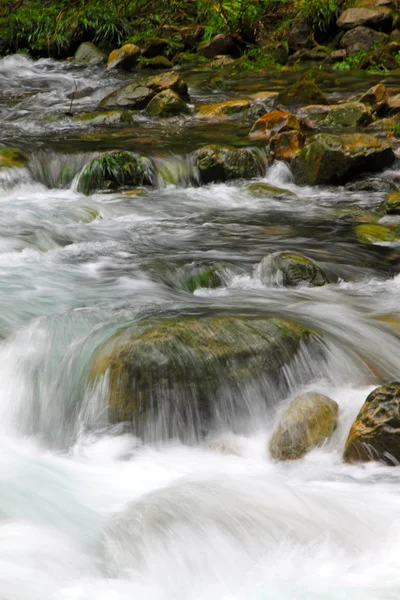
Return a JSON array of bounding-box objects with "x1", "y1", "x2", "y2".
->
[{"x1": 1, "y1": 54, "x2": 400, "y2": 599}]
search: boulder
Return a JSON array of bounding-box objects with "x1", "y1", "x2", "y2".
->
[
  {"x1": 383, "y1": 191, "x2": 400, "y2": 213},
  {"x1": 343, "y1": 383, "x2": 400, "y2": 464},
  {"x1": 249, "y1": 110, "x2": 302, "y2": 140},
  {"x1": 145, "y1": 89, "x2": 190, "y2": 117},
  {"x1": 297, "y1": 104, "x2": 332, "y2": 125},
  {"x1": 340, "y1": 26, "x2": 388, "y2": 54},
  {"x1": 77, "y1": 151, "x2": 152, "y2": 195},
  {"x1": 107, "y1": 44, "x2": 141, "y2": 70},
  {"x1": 197, "y1": 33, "x2": 239, "y2": 58},
  {"x1": 260, "y1": 251, "x2": 329, "y2": 287},
  {"x1": 323, "y1": 102, "x2": 373, "y2": 127},
  {"x1": 288, "y1": 19, "x2": 312, "y2": 51},
  {"x1": 140, "y1": 37, "x2": 171, "y2": 58},
  {"x1": 180, "y1": 25, "x2": 207, "y2": 50},
  {"x1": 292, "y1": 133, "x2": 395, "y2": 185},
  {"x1": 269, "y1": 392, "x2": 339, "y2": 461},
  {"x1": 247, "y1": 182, "x2": 296, "y2": 198},
  {"x1": 355, "y1": 222, "x2": 397, "y2": 243},
  {"x1": 358, "y1": 83, "x2": 388, "y2": 113},
  {"x1": 0, "y1": 147, "x2": 28, "y2": 168},
  {"x1": 192, "y1": 145, "x2": 263, "y2": 183},
  {"x1": 73, "y1": 42, "x2": 106, "y2": 65},
  {"x1": 196, "y1": 99, "x2": 250, "y2": 119},
  {"x1": 270, "y1": 130, "x2": 305, "y2": 161},
  {"x1": 89, "y1": 316, "x2": 314, "y2": 434},
  {"x1": 99, "y1": 72, "x2": 189, "y2": 110},
  {"x1": 275, "y1": 81, "x2": 329, "y2": 108},
  {"x1": 386, "y1": 93, "x2": 400, "y2": 113},
  {"x1": 139, "y1": 56, "x2": 173, "y2": 69},
  {"x1": 337, "y1": 7, "x2": 393, "y2": 31}
]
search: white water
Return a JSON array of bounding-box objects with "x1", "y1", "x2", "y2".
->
[{"x1": 1, "y1": 54, "x2": 400, "y2": 599}]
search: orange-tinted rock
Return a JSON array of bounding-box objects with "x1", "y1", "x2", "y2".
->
[
  {"x1": 107, "y1": 44, "x2": 141, "y2": 70},
  {"x1": 270, "y1": 130, "x2": 305, "y2": 161},
  {"x1": 359, "y1": 83, "x2": 388, "y2": 112},
  {"x1": 249, "y1": 110, "x2": 302, "y2": 140}
]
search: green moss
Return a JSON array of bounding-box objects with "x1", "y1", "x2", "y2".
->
[
  {"x1": 182, "y1": 267, "x2": 222, "y2": 292},
  {"x1": 0, "y1": 148, "x2": 29, "y2": 169},
  {"x1": 355, "y1": 223, "x2": 397, "y2": 244},
  {"x1": 247, "y1": 182, "x2": 296, "y2": 198},
  {"x1": 77, "y1": 151, "x2": 152, "y2": 195}
]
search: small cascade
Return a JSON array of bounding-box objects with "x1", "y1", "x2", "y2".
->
[{"x1": 29, "y1": 151, "x2": 100, "y2": 189}]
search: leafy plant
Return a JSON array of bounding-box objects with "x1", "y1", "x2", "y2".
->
[
  {"x1": 294, "y1": 0, "x2": 345, "y2": 32},
  {"x1": 333, "y1": 50, "x2": 367, "y2": 70}
]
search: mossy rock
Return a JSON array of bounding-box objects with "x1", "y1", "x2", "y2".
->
[
  {"x1": 269, "y1": 392, "x2": 338, "y2": 460},
  {"x1": 344, "y1": 383, "x2": 400, "y2": 465},
  {"x1": 107, "y1": 44, "x2": 141, "y2": 71},
  {"x1": 193, "y1": 145, "x2": 263, "y2": 184},
  {"x1": 182, "y1": 266, "x2": 222, "y2": 292},
  {"x1": 383, "y1": 192, "x2": 400, "y2": 214},
  {"x1": 139, "y1": 56, "x2": 173, "y2": 70},
  {"x1": 275, "y1": 81, "x2": 329, "y2": 108},
  {"x1": 270, "y1": 130, "x2": 305, "y2": 161},
  {"x1": 77, "y1": 151, "x2": 152, "y2": 195},
  {"x1": 260, "y1": 251, "x2": 329, "y2": 287},
  {"x1": 355, "y1": 223, "x2": 397, "y2": 244},
  {"x1": 196, "y1": 99, "x2": 250, "y2": 119},
  {"x1": 247, "y1": 182, "x2": 296, "y2": 198},
  {"x1": 89, "y1": 315, "x2": 314, "y2": 435},
  {"x1": 73, "y1": 42, "x2": 106, "y2": 65},
  {"x1": 298, "y1": 69, "x2": 337, "y2": 86},
  {"x1": 249, "y1": 110, "x2": 302, "y2": 141},
  {"x1": 145, "y1": 89, "x2": 190, "y2": 117},
  {"x1": 172, "y1": 52, "x2": 208, "y2": 67},
  {"x1": 73, "y1": 111, "x2": 134, "y2": 126},
  {"x1": 0, "y1": 147, "x2": 29, "y2": 168},
  {"x1": 292, "y1": 133, "x2": 395, "y2": 185},
  {"x1": 324, "y1": 102, "x2": 373, "y2": 128}
]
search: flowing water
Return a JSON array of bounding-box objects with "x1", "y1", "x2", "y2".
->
[{"x1": 1, "y1": 54, "x2": 400, "y2": 599}]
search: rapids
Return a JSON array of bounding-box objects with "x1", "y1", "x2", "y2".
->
[{"x1": 0, "y1": 54, "x2": 400, "y2": 599}]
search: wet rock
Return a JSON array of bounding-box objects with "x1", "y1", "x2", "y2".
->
[
  {"x1": 384, "y1": 191, "x2": 400, "y2": 213},
  {"x1": 297, "y1": 104, "x2": 332, "y2": 124},
  {"x1": 386, "y1": 93, "x2": 400, "y2": 113},
  {"x1": 260, "y1": 251, "x2": 329, "y2": 287},
  {"x1": 355, "y1": 222, "x2": 397, "y2": 243},
  {"x1": 99, "y1": 72, "x2": 189, "y2": 110},
  {"x1": 139, "y1": 56, "x2": 173, "y2": 70},
  {"x1": 209, "y1": 55, "x2": 236, "y2": 69},
  {"x1": 270, "y1": 130, "x2": 305, "y2": 161},
  {"x1": 247, "y1": 182, "x2": 296, "y2": 198},
  {"x1": 182, "y1": 266, "x2": 222, "y2": 292},
  {"x1": 73, "y1": 42, "x2": 106, "y2": 65},
  {"x1": 345, "y1": 177, "x2": 397, "y2": 191},
  {"x1": 193, "y1": 145, "x2": 263, "y2": 183},
  {"x1": 358, "y1": 83, "x2": 388, "y2": 113},
  {"x1": 145, "y1": 89, "x2": 190, "y2": 117},
  {"x1": 196, "y1": 99, "x2": 250, "y2": 119},
  {"x1": 0, "y1": 147, "x2": 28, "y2": 168},
  {"x1": 89, "y1": 316, "x2": 314, "y2": 433},
  {"x1": 249, "y1": 110, "x2": 302, "y2": 141},
  {"x1": 72, "y1": 111, "x2": 134, "y2": 125},
  {"x1": 297, "y1": 69, "x2": 337, "y2": 87},
  {"x1": 343, "y1": 383, "x2": 400, "y2": 464},
  {"x1": 77, "y1": 151, "x2": 152, "y2": 195},
  {"x1": 367, "y1": 116, "x2": 398, "y2": 131},
  {"x1": 292, "y1": 133, "x2": 395, "y2": 185},
  {"x1": 275, "y1": 81, "x2": 329, "y2": 108},
  {"x1": 340, "y1": 26, "x2": 388, "y2": 54},
  {"x1": 337, "y1": 7, "x2": 393, "y2": 31},
  {"x1": 269, "y1": 392, "x2": 338, "y2": 461},
  {"x1": 324, "y1": 102, "x2": 373, "y2": 128},
  {"x1": 107, "y1": 44, "x2": 141, "y2": 71}
]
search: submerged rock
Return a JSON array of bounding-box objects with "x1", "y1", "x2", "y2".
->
[
  {"x1": 260, "y1": 251, "x2": 329, "y2": 287},
  {"x1": 77, "y1": 151, "x2": 151, "y2": 195},
  {"x1": 269, "y1": 392, "x2": 339, "y2": 460},
  {"x1": 275, "y1": 81, "x2": 329, "y2": 108},
  {"x1": 247, "y1": 182, "x2": 296, "y2": 198},
  {"x1": 72, "y1": 111, "x2": 134, "y2": 126},
  {"x1": 292, "y1": 133, "x2": 395, "y2": 185},
  {"x1": 193, "y1": 145, "x2": 263, "y2": 183},
  {"x1": 89, "y1": 316, "x2": 314, "y2": 434},
  {"x1": 107, "y1": 44, "x2": 141, "y2": 70},
  {"x1": 249, "y1": 110, "x2": 302, "y2": 141},
  {"x1": 344, "y1": 383, "x2": 400, "y2": 464},
  {"x1": 73, "y1": 42, "x2": 106, "y2": 65},
  {"x1": 345, "y1": 177, "x2": 397, "y2": 192},
  {"x1": 355, "y1": 223, "x2": 397, "y2": 244},
  {"x1": 324, "y1": 102, "x2": 373, "y2": 128},
  {"x1": 182, "y1": 266, "x2": 222, "y2": 292},
  {"x1": 139, "y1": 56, "x2": 174, "y2": 69},
  {"x1": 145, "y1": 89, "x2": 190, "y2": 117}
]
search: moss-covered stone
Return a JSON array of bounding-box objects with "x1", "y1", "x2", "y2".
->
[
  {"x1": 324, "y1": 102, "x2": 373, "y2": 128},
  {"x1": 247, "y1": 182, "x2": 296, "y2": 198},
  {"x1": 107, "y1": 44, "x2": 141, "y2": 70},
  {"x1": 260, "y1": 251, "x2": 329, "y2": 287},
  {"x1": 275, "y1": 81, "x2": 329, "y2": 108},
  {"x1": 145, "y1": 89, "x2": 190, "y2": 117},
  {"x1": 384, "y1": 191, "x2": 400, "y2": 214},
  {"x1": 77, "y1": 151, "x2": 152, "y2": 195},
  {"x1": 196, "y1": 99, "x2": 250, "y2": 119},
  {"x1": 89, "y1": 315, "x2": 314, "y2": 433},
  {"x1": 355, "y1": 223, "x2": 397, "y2": 244},
  {"x1": 193, "y1": 145, "x2": 263, "y2": 183},
  {"x1": 344, "y1": 383, "x2": 400, "y2": 465},
  {"x1": 172, "y1": 52, "x2": 208, "y2": 67},
  {"x1": 269, "y1": 392, "x2": 338, "y2": 460},
  {"x1": 0, "y1": 147, "x2": 29, "y2": 168},
  {"x1": 73, "y1": 42, "x2": 106, "y2": 65},
  {"x1": 292, "y1": 133, "x2": 395, "y2": 185},
  {"x1": 182, "y1": 266, "x2": 222, "y2": 292},
  {"x1": 139, "y1": 56, "x2": 173, "y2": 70},
  {"x1": 249, "y1": 110, "x2": 302, "y2": 141}
]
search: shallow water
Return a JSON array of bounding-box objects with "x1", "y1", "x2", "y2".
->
[{"x1": 1, "y1": 54, "x2": 400, "y2": 599}]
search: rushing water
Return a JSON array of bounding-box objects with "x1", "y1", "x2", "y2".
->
[{"x1": 2, "y1": 54, "x2": 400, "y2": 599}]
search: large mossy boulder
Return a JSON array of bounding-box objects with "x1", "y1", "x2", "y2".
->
[
  {"x1": 275, "y1": 81, "x2": 329, "y2": 108},
  {"x1": 340, "y1": 26, "x2": 388, "y2": 54},
  {"x1": 384, "y1": 191, "x2": 400, "y2": 214},
  {"x1": 145, "y1": 89, "x2": 190, "y2": 117},
  {"x1": 344, "y1": 383, "x2": 400, "y2": 464},
  {"x1": 77, "y1": 151, "x2": 151, "y2": 195},
  {"x1": 0, "y1": 147, "x2": 28, "y2": 168},
  {"x1": 249, "y1": 110, "x2": 302, "y2": 141},
  {"x1": 337, "y1": 7, "x2": 393, "y2": 31},
  {"x1": 73, "y1": 42, "x2": 106, "y2": 65},
  {"x1": 269, "y1": 392, "x2": 338, "y2": 460},
  {"x1": 89, "y1": 316, "x2": 314, "y2": 434},
  {"x1": 260, "y1": 251, "x2": 329, "y2": 287},
  {"x1": 324, "y1": 102, "x2": 373, "y2": 128},
  {"x1": 192, "y1": 145, "x2": 263, "y2": 183},
  {"x1": 292, "y1": 133, "x2": 395, "y2": 185},
  {"x1": 99, "y1": 72, "x2": 189, "y2": 110},
  {"x1": 107, "y1": 44, "x2": 141, "y2": 70}
]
